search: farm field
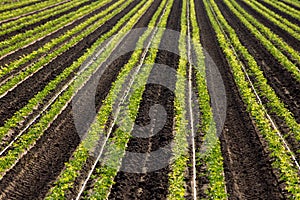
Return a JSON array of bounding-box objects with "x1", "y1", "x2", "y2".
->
[{"x1": 0, "y1": 0, "x2": 299, "y2": 199}]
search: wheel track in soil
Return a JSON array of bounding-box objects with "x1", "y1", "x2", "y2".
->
[
  {"x1": 0, "y1": 0, "x2": 126, "y2": 127},
  {"x1": 215, "y1": 0, "x2": 300, "y2": 153},
  {"x1": 0, "y1": 0, "x2": 116, "y2": 67},
  {"x1": 0, "y1": 0, "x2": 161, "y2": 199},
  {"x1": 234, "y1": 0, "x2": 300, "y2": 52},
  {"x1": 107, "y1": 0, "x2": 181, "y2": 199},
  {"x1": 257, "y1": 0, "x2": 300, "y2": 27},
  {"x1": 196, "y1": 0, "x2": 284, "y2": 199}
]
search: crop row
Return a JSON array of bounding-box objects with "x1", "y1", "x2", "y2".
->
[
  {"x1": 243, "y1": 0, "x2": 300, "y2": 41},
  {"x1": 0, "y1": 0, "x2": 65, "y2": 23},
  {"x1": 0, "y1": 0, "x2": 127, "y2": 98},
  {"x1": 205, "y1": 0, "x2": 300, "y2": 198},
  {"x1": 189, "y1": 0, "x2": 227, "y2": 198},
  {"x1": 264, "y1": 0, "x2": 300, "y2": 21},
  {"x1": 167, "y1": 0, "x2": 227, "y2": 199},
  {"x1": 0, "y1": 0, "x2": 81, "y2": 37},
  {"x1": 0, "y1": 0, "x2": 137, "y2": 179},
  {"x1": 224, "y1": 0, "x2": 300, "y2": 82},
  {"x1": 44, "y1": 0, "x2": 158, "y2": 198},
  {"x1": 166, "y1": 0, "x2": 193, "y2": 198}
]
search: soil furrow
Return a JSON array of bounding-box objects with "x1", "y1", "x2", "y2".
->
[
  {"x1": 0, "y1": 0, "x2": 130, "y2": 127},
  {"x1": 195, "y1": 0, "x2": 284, "y2": 199},
  {"x1": 108, "y1": 0, "x2": 181, "y2": 198},
  {"x1": 235, "y1": 0, "x2": 300, "y2": 52},
  {"x1": 216, "y1": 0, "x2": 300, "y2": 124},
  {"x1": 0, "y1": 1, "x2": 160, "y2": 198}
]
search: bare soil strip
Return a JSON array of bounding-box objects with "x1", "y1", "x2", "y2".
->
[
  {"x1": 195, "y1": 0, "x2": 284, "y2": 199},
  {"x1": 108, "y1": 0, "x2": 181, "y2": 199}
]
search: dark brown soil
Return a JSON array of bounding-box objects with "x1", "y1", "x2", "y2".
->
[
  {"x1": 107, "y1": 0, "x2": 181, "y2": 199},
  {"x1": 195, "y1": 0, "x2": 285, "y2": 199},
  {"x1": 107, "y1": 82, "x2": 175, "y2": 200}
]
